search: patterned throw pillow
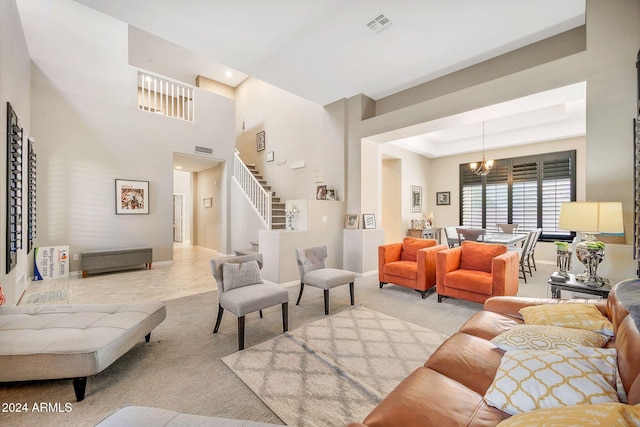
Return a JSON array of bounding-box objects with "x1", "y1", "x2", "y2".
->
[
  {"x1": 497, "y1": 402, "x2": 640, "y2": 426},
  {"x1": 484, "y1": 347, "x2": 619, "y2": 415},
  {"x1": 519, "y1": 303, "x2": 614, "y2": 336},
  {"x1": 491, "y1": 325, "x2": 609, "y2": 351},
  {"x1": 222, "y1": 260, "x2": 262, "y2": 291}
]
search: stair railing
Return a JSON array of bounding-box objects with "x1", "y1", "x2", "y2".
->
[{"x1": 233, "y1": 151, "x2": 272, "y2": 229}]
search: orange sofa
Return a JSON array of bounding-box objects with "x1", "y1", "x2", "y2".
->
[
  {"x1": 378, "y1": 237, "x2": 448, "y2": 299},
  {"x1": 436, "y1": 240, "x2": 519, "y2": 304}
]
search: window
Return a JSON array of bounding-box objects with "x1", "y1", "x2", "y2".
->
[
  {"x1": 137, "y1": 72, "x2": 194, "y2": 122},
  {"x1": 460, "y1": 150, "x2": 576, "y2": 240}
]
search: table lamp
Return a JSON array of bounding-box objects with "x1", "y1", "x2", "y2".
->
[{"x1": 558, "y1": 202, "x2": 623, "y2": 287}]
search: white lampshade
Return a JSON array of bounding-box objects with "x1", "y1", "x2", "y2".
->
[{"x1": 558, "y1": 202, "x2": 623, "y2": 233}]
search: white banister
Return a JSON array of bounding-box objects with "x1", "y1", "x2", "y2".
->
[{"x1": 234, "y1": 152, "x2": 272, "y2": 229}]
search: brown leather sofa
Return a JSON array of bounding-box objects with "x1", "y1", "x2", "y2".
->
[
  {"x1": 349, "y1": 278, "x2": 640, "y2": 426},
  {"x1": 378, "y1": 237, "x2": 448, "y2": 298}
]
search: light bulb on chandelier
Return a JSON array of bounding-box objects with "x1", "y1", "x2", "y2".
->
[{"x1": 469, "y1": 122, "x2": 493, "y2": 176}]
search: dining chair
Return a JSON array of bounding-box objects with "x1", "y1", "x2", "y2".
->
[
  {"x1": 496, "y1": 223, "x2": 519, "y2": 234},
  {"x1": 508, "y1": 230, "x2": 535, "y2": 283},
  {"x1": 456, "y1": 228, "x2": 486, "y2": 245},
  {"x1": 443, "y1": 227, "x2": 460, "y2": 248}
]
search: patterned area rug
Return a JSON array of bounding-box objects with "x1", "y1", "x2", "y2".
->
[{"x1": 222, "y1": 305, "x2": 448, "y2": 427}]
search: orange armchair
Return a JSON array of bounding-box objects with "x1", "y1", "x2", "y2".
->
[
  {"x1": 378, "y1": 237, "x2": 448, "y2": 299},
  {"x1": 436, "y1": 240, "x2": 519, "y2": 304}
]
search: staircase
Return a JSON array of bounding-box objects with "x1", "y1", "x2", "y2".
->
[{"x1": 245, "y1": 164, "x2": 286, "y2": 230}]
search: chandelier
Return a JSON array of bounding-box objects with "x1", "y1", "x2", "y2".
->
[{"x1": 469, "y1": 122, "x2": 494, "y2": 176}]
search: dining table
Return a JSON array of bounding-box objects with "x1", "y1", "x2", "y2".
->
[{"x1": 482, "y1": 232, "x2": 527, "y2": 246}]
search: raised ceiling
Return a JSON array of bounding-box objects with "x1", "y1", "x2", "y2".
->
[{"x1": 73, "y1": 0, "x2": 585, "y2": 106}]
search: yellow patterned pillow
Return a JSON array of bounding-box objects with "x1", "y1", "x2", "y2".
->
[
  {"x1": 491, "y1": 325, "x2": 609, "y2": 351},
  {"x1": 520, "y1": 303, "x2": 614, "y2": 336},
  {"x1": 484, "y1": 347, "x2": 619, "y2": 415},
  {"x1": 497, "y1": 402, "x2": 640, "y2": 426}
]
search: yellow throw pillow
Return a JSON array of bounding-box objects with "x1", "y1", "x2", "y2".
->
[
  {"x1": 497, "y1": 402, "x2": 640, "y2": 426},
  {"x1": 519, "y1": 303, "x2": 614, "y2": 336},
  {"x1": 491, "y1": 325, "x2": 609, "y2": 351},
  {"x1": 484, "y1": 347, "x2": 619, "y2": 415}
]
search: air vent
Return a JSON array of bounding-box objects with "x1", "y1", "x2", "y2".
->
[
  {"x1": 195, "y1": 146, "x2": 213, "y2": 155},
  {"x1": 366, "y1": 14, "x2": 392, "y2": 33}
]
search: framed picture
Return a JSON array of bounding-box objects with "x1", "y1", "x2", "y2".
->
[
  {"x1": 316, "y1": 185, "x2": 327, "y2": 200},
  {"x1": 411, "y1": 185, "x2": 422, "y2": 213},
  {"x1": 436, "y1": 191, "x2": 450, "y2": 206},
  {"x1": 362, "y1": 213, "x2": 377, "y2": 229},
  {"x1": 266, "y1": 151, "x2": 274, "y2": 162},
  {"x1": 116, "y1": 179, "x2": 149, "y2": 214},
  {"x1": 326, "y1": 188, "x2": 337, "y2": 201},
  {"x1": 256, "y1": 131, "x2": 265, "y2": 152},
  {"x1": 344, "y1": 214, "x2": 359, "y2": 229},
  {"x1": 203, "y1": 197, "x2": 212, "y2": 208}
]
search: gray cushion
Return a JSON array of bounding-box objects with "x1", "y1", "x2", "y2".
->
[
  {"x1": 0, "y1": 302, "x2": 166, "y2": 381},
  {"x1": 222, "y1": 260, "x2": 262, "y2": 291},
  {"x1": 303, "y1": 268, "x2": 355, "y2": 290},
  {"x1": 220, "y1": 284, "x2": 289, "y2": 317},
  {"x1": 295, "y1": 246, "x2": 327, "y2": 278},
  {"x1": 95, "y1": 405, "x2": 282, "y2": 426}
]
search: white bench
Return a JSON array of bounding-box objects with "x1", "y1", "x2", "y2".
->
[
  {"x1": 0, "y1": 302, "x2": 166, "y2": 401},
  {"x1": 81, "y1": 247, "x2": 152, "y2": 278}
]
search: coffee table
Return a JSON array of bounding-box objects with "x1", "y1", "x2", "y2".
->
[{"x1": 548, "y1": 272, "x2": 611, "y2": 299}]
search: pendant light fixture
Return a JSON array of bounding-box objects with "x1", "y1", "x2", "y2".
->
[{"x1": 469, "y1": 122, "x2": 493, "y2": 176}]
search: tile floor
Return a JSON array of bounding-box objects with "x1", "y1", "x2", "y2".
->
[{"x1": 19, "y1": 244, "x2": 222, "y2": 305}]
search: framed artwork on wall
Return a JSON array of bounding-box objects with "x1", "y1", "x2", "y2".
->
[
  {"x1": 116, "y1": 179, "x2": 149, "y2": 214},
  {"x1": 256, "y1": 131, "x2": 265, "y2": 152},
  {"x1": 266, "y1": 151, "x2": 274, "y2": 162},
  {"x1": 436, "y1": 191, "x2": 450, "y2": 206},
  {"x1": 411, "y1": 185, "x2": 422, "y2": 213},
  {"x1": 363, "y1": 214, "x2": 377, "y2": 229}
]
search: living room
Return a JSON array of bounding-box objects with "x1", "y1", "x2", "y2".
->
[{"x1": 1, "y1": 0, "x2": 640, "y2": 425}]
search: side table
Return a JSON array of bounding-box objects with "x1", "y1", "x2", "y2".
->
[{"x1": 548, "y1": 272, "x2": 611, "y2": 299}]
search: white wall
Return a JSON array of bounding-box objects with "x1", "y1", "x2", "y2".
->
[
  {"x1": 21, "y1": 0, "x2": 236, "y2": 274},
  {"x1": 235, "y1": 78, "x2": 344, "y2": 202},
  {"x1": 0, "y1": 0, "x2": 32, "y2": 304}
]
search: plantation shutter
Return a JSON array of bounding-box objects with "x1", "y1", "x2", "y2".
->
[
  {"x1": 485, "y1": 161, "x2": 509, "y2": 230},
  {"x1": 541, "y1": 152, "x2": 575, "y2": 237},
  {"x1": 461, "y1": 167, "x2": 483, "y2": 228},
  {"x1": 511, "y1": 157, "x2": 539, "y2": 233}
]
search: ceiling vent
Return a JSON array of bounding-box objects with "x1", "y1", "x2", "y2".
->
[
  {"x1": 366, "y1": 14, "x2": 392, "y2": 33},
  {"x1": 194, "y1": 145, "x2": 213, "y2": 156}
]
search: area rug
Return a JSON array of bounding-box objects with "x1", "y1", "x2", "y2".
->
[{"x1": 222, "y1": 305, "x2": 448, "y2": 427}]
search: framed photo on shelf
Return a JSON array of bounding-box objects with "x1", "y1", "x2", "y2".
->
[
  {"x1": 116, "y1": 179, "x2": 149, "y2": 214},
  {"x1": 362, "y1": 214, "x2": 377, "y2": 229},
  {"x1": 256, "y1": 131, "x2": 265, "y2": 152},
  {"x1": 344, "y1": 214, "x2": 359, "y2": 229},
  {"x1": 436, "y1": 191, "x2": 450, "y2": 206},
  {"x1": 316, "y1": 185, "x2": 327, "y2": 200}
]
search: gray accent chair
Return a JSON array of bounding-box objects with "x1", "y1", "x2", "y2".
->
[
  {"x1": 294, "y1": 246, "x2": 355, "y2": 315},
  {"x1": 210, "y1": 253, "x2": 288, "y2": 351}
]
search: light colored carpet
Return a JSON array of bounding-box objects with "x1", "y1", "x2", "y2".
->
[
  {"x1": 0, "y1": 264, "x2": 555, "y2": 426},
  {"x1": 222, "y1": 306, "x2": 447, "y2": 427}
]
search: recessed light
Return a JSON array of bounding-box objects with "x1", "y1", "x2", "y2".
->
[
  {"x1": 175, "y1": 166, "x2": 182, "y2": 170},
  {"x1": 225, "y1": 71, "x2": 233, "y2": 78}
]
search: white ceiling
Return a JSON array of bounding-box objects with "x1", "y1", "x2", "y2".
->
[{"x1": 23, "y1": 1, "x2": 588, "y2": 164}]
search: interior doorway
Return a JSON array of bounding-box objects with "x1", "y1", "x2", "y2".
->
[{"x1": 173, "y1": 194, "x2": 184, "y2": 242}]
